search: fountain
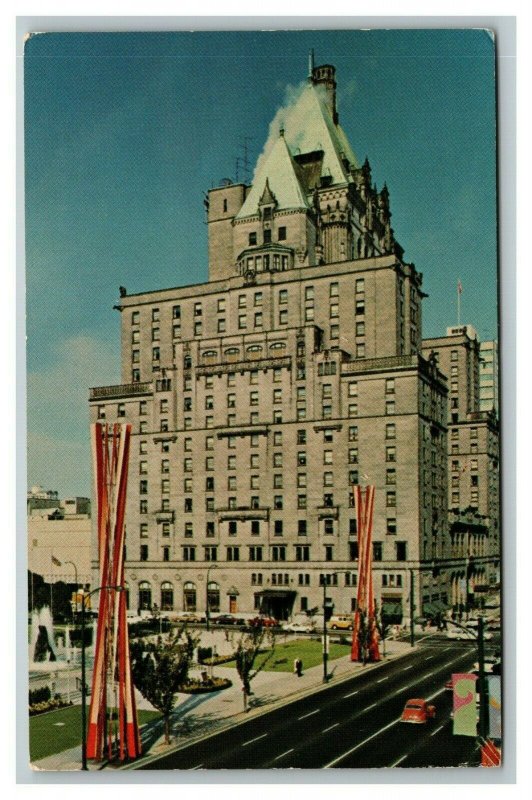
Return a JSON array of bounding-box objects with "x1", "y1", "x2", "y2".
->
[{"x1": 28, "y1": 607, "x2": 80, "y2": 673}]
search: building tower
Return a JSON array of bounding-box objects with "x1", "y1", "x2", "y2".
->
[{"x1": 90, "y1": 62, "x2": 450, "y2": 624}]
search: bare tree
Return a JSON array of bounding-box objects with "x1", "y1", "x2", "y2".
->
[
  {"x1": 130, "y1": 626, "x2": 198, "y2": 744},
  {"x1": 231, "y1": 627, "x2": 276, "y2": 712}
]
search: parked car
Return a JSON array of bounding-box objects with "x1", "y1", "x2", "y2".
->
[
  {"x1": 176, "y1": 612, "x2": 205, "y2": 625},
  {"x1": 247, "y1": 615, "x2": 278, "y2": 628},
  {"x1": 327, "y1": 615, "x2": 353, "y2": 631},
  {"x1": 282, "y1": 621, "x2": 315, "y2": 633},
  {"x1": 213, "y1": 614, "x2": 239, "y2": 626},
  {"x1": 400, "y1": 698, "x2": 436, "y2": 724}
]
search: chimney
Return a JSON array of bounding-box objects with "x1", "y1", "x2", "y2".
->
[{"x1": 311, "y1": 64, "x2": 338, "y2": 123}]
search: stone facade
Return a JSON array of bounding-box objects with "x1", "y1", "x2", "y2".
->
[{"x1": 90, "y1": 63, "x2": 457, "y2": 622}]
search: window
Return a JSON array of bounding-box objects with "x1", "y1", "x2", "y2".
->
[
  {"x1": 349, "y1": 519, "x2": 357, "y2": 536},
  {"x1": 228, "y1": 455, "x2": 236, "y2": 470},
  {"x1": 349, "y1": 542, "x2": 359, "y2": 561},
  {"x1": 297, "y1": 429, "x2": 307, "y2": 444},
  {"x1": 349, "y1": 470, "x2": 358, "y2": 485},
  {"x1": 386, "y1": 519, "x2": 397, "y2": 535},
  {"x1": 140, "y1": 523, "x2": 148, "y2": 538},
  {"x1": 274, "y1": 496, "x2": 283, "y2": 510},
  {"x1": 152, "y1": 308, "x2": 160, "y2": 322},
  {"x1": 132, "y1": 349, "x2": 140, "y2": 363},
  {"x1": 250, "y1": 391, "x2": 259, "y2": 406},
  {"x1": 348, "y1": 403, "x2": 358, "y2": 417},
  {"x1": 278, "y1": 226, "x2": 286, "y2": 241},
  {"x1": 152, "y1": 327, "x2": 160, "y2": 342},
  {"x1": 323, "y1": 472, "x2": 333, "y2": 486},
  {"x1": 226, "y1": 546, "x2": 240, "y2": 562},
  {"x1": 356, "y1": 322, "x2": 365, "y2": 337},
  {"x1": 184, "y1": 522, "x2": 193, "y2": 538},
  {"x1": 385, "y1": 400, "x2": 395, "y2": 415},
  {"x1": 297, "y1": 473, "x2": 307, "y2": 488},
  {"x1": 297, "y1": 494, "x2": 307, "y2": 509},
  {"x1": 385, "y1": 423, "x2": 396, "y2": 440},
  {"x1": 330, "y1": 325, "x2": 339, "y2": 339},
  {"x1": 249, "y1": 546, "x2": 263, "y2": 562},
  {"x1": 183, "y1": 546, "x2": 196, "y2": 562},
  {"x1": 395, "y1": 541, "x2": 407, "y2": 561},
  {"x1": 274, "y1": 520, "x2": 283, "y2": 536},
  {"x1": 238, "y1": 315, "x2": 247, "y2": 330},
  {"x1": 296, "y1": 545, "x2": 310, "y2": 561},
  {"x1": 298, "y1": 520, "x2": 307, "y2": 537},
  {"x1": 324, "y1": 545, "x2": 333, "y2": 562},
  {"x1": 184, "y1": 497, "x2": 192, "y2": 512},
  {"x1": 373, "y1": 542, "x2": 383, "y2": 561},
  {"x1": 279, "y1": 310, "x2": 288, "y2": 325},
  {"x1": 251, "y1": 520, "x2": 260, "y2": 536},
  {"x1": 355, "y1": 278, "x2": 365, "y2": 294},
  {"x1": 297, "y1": 451, "x2": 307, "y2": 466},
  {"x1": 248, "y1": 232, "x2": 257, "y2": 246},
  {"x1": 272, "y1": 545, "x2": 286, "y2": 561},
  {"x1": 152, "y1": 347, "x2": 160, "y2": 362},
  {"x1": 139, "y1": 479, "x2": 148, "y2": 495},
  {"x1": 356, "y1": 343, "x2": 365, "y2": 358},
  {"x1": 227, "y1": 475, "x2": 236, "y2": 491},
  {"x1": 348, "y1": 448, "x2": 358, "y2": 464},
  {"x1": 250, "y1": 496, "x2": 260, "y2": 510},
  {"x1": 273, "y1": 474, "x2": 283, "y2": 489},
  {"x1": 206, "y1": 457, "x2": 214, "y2": 471},
  {"x1": 323, "y1": 493, "x2": 334, "y2": 507},
  {"x1": 140, "y1": 545, "x2": 148, "y2": 562},
  {"x1": 349, "y1": 426, "x2": 358, "y2": 442},
  {"x1": 273, "y1": 452, "x2": 282, "y2": 467},
  {"x1": 324, "y1": 518, "x2": 334, "y2": 535},
  {"x1": 279, "y1": 289, "x2": 288, "y2": 305},
  {"x1": 330, "y1": 303, "x2": 339, "y2": 318},
  {"x1": 162, "y1": 547, "x2": 170, "y2": 562},
  {"x1": 386, "y1": 491, "x2": 396, "y2": 507},
  {"x1": 118, "y1": 403, "x2": 126, "y2": 418},
  {"x1": 132, "y1": 311, "x2": 140, "y2": 325},
  {"x1": 386, "y1": 469, "x2": 396, "y2": 485},
  {"x1": 228, "y1": 521, "x2": 237, "y2": 536},
  {"x1": 330, "y1": 282, "x2": 339, "y2": 297},
  {"x1": 386, "y1": 446, "x2": 396, "y2": 462}
]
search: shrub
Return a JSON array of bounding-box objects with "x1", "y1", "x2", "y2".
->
[
  {"x1": 197, "y1": 646, "x2": 213, "y2": 663},
  {"x1": 29, "y1": 686, "x2": 51, "y2": 705}
]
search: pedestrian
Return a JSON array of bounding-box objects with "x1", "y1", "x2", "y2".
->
[{"x1": 296, "y1": 657, "x2": 303, "y2": 677}]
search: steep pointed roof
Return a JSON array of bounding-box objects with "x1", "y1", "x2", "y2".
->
[
  {"x1": 236, "y1": 133, "x2": 309, "y2": 219},
  {"x1": 283, "y1": 81, "x2": 358, "y2": 183},
  {"x1": 236, "y1": 82, "x2": 359, "y2": 221}
]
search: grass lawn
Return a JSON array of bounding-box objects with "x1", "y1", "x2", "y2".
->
[
  {"x1": 29, "y1": 705, "x2": 159, "y2": 762},
  {"x1": 219, "y1": 638, "x2": 351, "y2": 672}
]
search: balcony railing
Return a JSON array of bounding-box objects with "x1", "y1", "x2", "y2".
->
[
  {"x1": 217, "y1": 506, "x2": 270, "y2": 521},
  {"x1": 89, "y1": 381, "x2": 152, "y2": 400},
  {"x1": 196, "y1": 355, "x2": 292, "y2": 377}
]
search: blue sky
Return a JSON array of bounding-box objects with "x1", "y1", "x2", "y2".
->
[{"x1": 24, "y1": 29, "x2": 497, "y2": 497}]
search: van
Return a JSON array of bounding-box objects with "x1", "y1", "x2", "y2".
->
[{"x1": 327, "y1": 615, "x2": 353, "y2": 631}]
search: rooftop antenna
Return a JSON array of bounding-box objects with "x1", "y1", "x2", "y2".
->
[
  {"x1": 235, "y1": 136, "x2": 253, "y2": 184},
  {"x1": 308, "y1": 49, "x2": 315, "y2": 80}
]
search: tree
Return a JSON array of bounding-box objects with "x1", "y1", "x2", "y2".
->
[
  {"x1": 231, "y1": 627, "x2": 276, "y2": 712},
  {"x1": 130, "y1": 626, "x2": 198, "y2": 743},
  {"x1": 374, "y1": 602, "x2": 390, "y2": 657}
]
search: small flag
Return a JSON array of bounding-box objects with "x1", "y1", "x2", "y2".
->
[
  {"x1": 458, "y1": 280, "x2": 463, "y2": 294},
  {"x1": 51, "y1": 555, "x2": 62, "y2": 567}
]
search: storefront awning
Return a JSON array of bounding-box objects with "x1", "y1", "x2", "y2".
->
[{"x1": 254, "y1": 590, "x2": 296, "y2": 599}]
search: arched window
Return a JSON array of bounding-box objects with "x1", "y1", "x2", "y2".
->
[
  {"x1": 138, "y1": 581, "x2": 152, "y2": 612},
  {"x1": 183, "y1": 581, "x2": 197, "y2": 612},
  {"x1": 270, "y1": 341, "x2": 286, "y2": 350},
  {"x1": 247, "y1": 344, "x2": 262, "y2": 353},
  {"x1": 207, "y1": 581, "x2": 220, "y2": 613},
  {"x1": 160, "y1": 582, "x2": 174, "y2": 611},
  {"x1": 202, "y1": 350, "x2": 217, "y2": 358}
]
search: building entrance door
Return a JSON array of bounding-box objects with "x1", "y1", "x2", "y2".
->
[{"x1": 229, "y1": 595, "x2": 237, "y2": 613}]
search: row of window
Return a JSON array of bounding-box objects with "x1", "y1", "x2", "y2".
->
[
  {"x1": 130, "y1": 281, "x2": 367, "y2": 327},
  {"x1": 137, "y1": 540, "x2": 408, "y2": 563},
  {"x1": 144, "y1": 517, "x2": 398, "y2": 539}
]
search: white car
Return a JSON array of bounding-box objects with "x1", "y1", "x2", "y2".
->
[{"x1": 282, "y1": 621, "x2": 315, "y2": 633}]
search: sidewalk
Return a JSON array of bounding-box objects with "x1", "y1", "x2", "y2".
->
[{"x1": 31, "y1": 637, "x2": 411, "y2": 771}]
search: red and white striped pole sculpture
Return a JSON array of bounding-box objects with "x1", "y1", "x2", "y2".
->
[
  {"x1": 351, "y1": 484, "x2": 380, "y2": 662},
  {"x1": 87, "y1": 422, "x2": 141, "y2": 762}
]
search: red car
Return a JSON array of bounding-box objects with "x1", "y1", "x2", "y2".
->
[
  {"x1": 247, "y1": 615, "x2": 278, "y2": 628},
  {"x1": 400, "y1": 698, "x2": 436, "y2": 724}
]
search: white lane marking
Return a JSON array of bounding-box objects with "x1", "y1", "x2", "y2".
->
[
  {"x1": 190, "y1": 764, "x2": 203, "y2": 770},
  {"x1": 322, "y1": 723, "x2": 340, "y2": 733},
  {"x1": 431, "y1": 724, "x2": 445, "y2": 737},
  {"x1": 298, "y1": 709, "x2": 320, "y2": 720},
  {"x1": 402, "y1": 665, "x2": 414, "y2": 671},
  {"x1": 324, "y1": 686, "x2": 446, "y2": 769},
  {"x1": 242, "y1": 733, "x2": 268, "y2": 747},
  {"x1": 344, "y1": 689, "x2": 359, "y2": 698},
  {"x1": 376, "y1": 676, "x2": 389, "y2": 683},
  {"x1": 424, "y1": 656, "x2": 434, "y2": 661},
  {"x1": 273, "y1": 748, "x2": 294, "y2": 761},
  {"x1": 426, "y1": 671, "x2": 434, "y2": 677},
  {"x1": 391, "y1": 753, "x2": 409, "y2": 767},
  {"x1": 364, "y1": 702, "x2": 377, "y2": 711}
]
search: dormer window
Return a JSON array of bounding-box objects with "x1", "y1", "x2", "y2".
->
[{"x1": 263, "y1": 207, "x2": 272, "y2": 221}]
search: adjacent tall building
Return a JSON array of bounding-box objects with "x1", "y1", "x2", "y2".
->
[{"x1": 89, "y1": 62, "x2": 497, "y2": 622}]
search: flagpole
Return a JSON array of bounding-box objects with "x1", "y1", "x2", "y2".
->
[{"x1": 457, "y1": 282, "x2": 461, "y2": 326}]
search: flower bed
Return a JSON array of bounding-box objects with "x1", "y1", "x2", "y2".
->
[
  {"x1": 29, "y1": 698, "x2": 73, "y2": 716},
  {"x1": 178, "y1": 676, "x2": 232, "y2": 694},
  {"x1": 200, "y1": 654, "x2": 236, "y2": 666}
]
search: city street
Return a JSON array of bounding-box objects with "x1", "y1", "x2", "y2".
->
[{"x1": 137, "y1": 639, "x2": 482, "y2": 770}]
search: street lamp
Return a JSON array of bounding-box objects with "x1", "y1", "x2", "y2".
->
[
  {"x1": 65, "y1": 560, "x2": 78, "y2": 616},
  {"x1": 80, "y1": 584, "x2": 123, "y2": 771},
  {"x1": 205, "y1": 563, "x2": 218, "y2": 632},
  {"x1": 321, "y1": 572, "x2": 340, "y2": 683}
]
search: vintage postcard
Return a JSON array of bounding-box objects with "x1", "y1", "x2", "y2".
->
[{"x1": 24, "y1": 28, "x2": 501, "y2": 772}]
